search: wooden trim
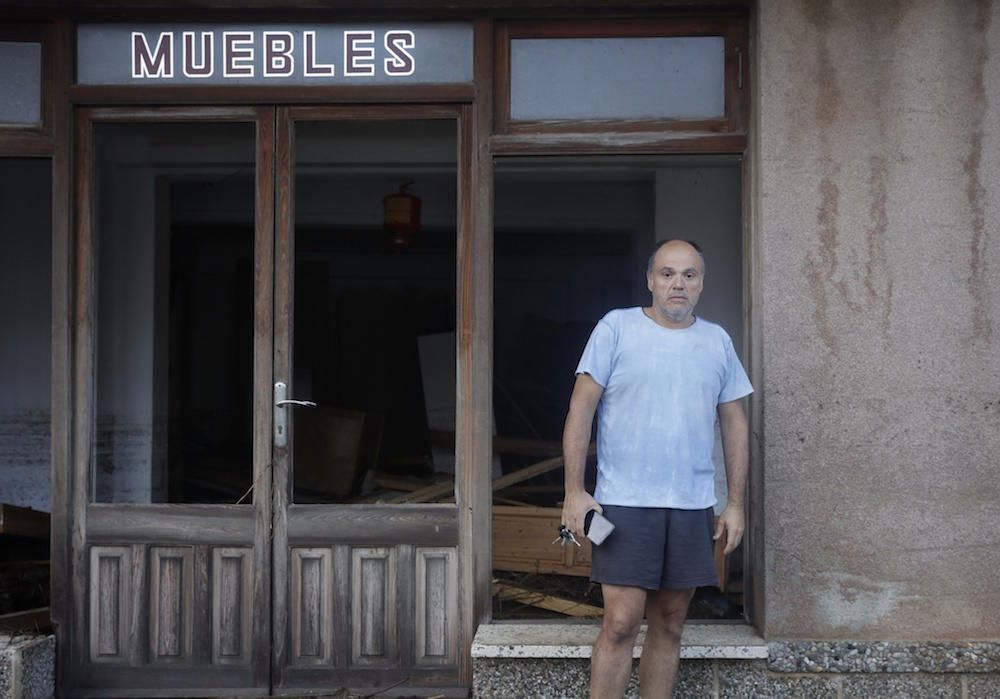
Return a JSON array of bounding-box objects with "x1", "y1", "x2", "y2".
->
[
  {"x1": 489, "y1": 131, "x2": 746, "y2": 156},
  {"x1": 502, "y1": 16, "x2": 746, "y2": 38},
  {"x1": 86, "y1": 505, "x2": 256, "y2": 544},
  {"x1": 36, "y1": 27, "x2": 68, "y2": 683},
  {"x1": 506, "y1": 118, "x2": 731, "y2": 135},
  {"x1": 70, "y1": 105, "x2": 96, "y2": 686},
  {"x1": 68, "y1": 83, "x2": 475, "y2": 106},
  {"x1": 286, "y1": 103, "x2": 462, "y2": 121},
  {"x1": 455, "y1": 17, "x2": 495, "y2": 688},
  {"x1": 286, "y1": 505, "x2": 459, "y2": 545},
  {"x1": 0, "y1": 135, "x2": 53, "y2": 156},
  {"x1": 270, "y1": 104, "x2": 293, "y2": 689},
  {"x1": 251, "y1": 104, "x2": 275, "y2": 690},
  {"x1": 745, "y1": 2, "x2": 764, "y2": 632},
  {"x1": 82, "y1": 106, "x2": 260, "y2": 122},
  {"x1": 494, "y1": 16, "x2": 748, "y2": 136}
]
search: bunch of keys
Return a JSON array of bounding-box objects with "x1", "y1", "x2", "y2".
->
[{"x1": 552, "y1": 524, "x2": 581, "y2": 548}]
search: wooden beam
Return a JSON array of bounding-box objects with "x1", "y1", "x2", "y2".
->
[
  {"x1": 429, "y1": 430, "x2": 562, "y2": 456},
  {"x1": 492, "y1": 582, "x2": 602, "y2": 618},
  {"x1": 0, "y1": 504, "x2": 50, "y2": 540},
  {"x1": 385, "y1": 444, "x2": 594, "y2": 504}
]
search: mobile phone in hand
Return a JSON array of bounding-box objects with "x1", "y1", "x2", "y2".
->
[{"x1": 584, "y1": 509, "x2": 615, "y2": 545}]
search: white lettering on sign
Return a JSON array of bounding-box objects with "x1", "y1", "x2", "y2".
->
[
  {"x1": 223, "y1": 31, "x2": 254, "y2": 77},
  {"x1": 263, "y1": 31, "x2": 294, "y2": 77},
  {"x1": 132, "y1": 32, "x2": 173, "y2": 78},
  {"x1": 303, "y1": 30, "x2": 335, "y2": 76},
  {"x1": 128, "y1": 29, "x2": 421, "y2": 80},
  {"x1": 182, "y1": 31, "x2": 213, "y2": 78},
  {"x1": 344, "y1": 31, "x2": 376, "y2": 76},
  {"x1": 384, "y1": 30, "x2": 415, "y2": 76}
]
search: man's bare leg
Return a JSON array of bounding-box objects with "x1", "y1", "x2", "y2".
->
[
  {"x1": 638, "y1": 587, "x2": 696, "y2": 698},
  {"x1": 591, "y1": 584, "x2": 647, "y2": 698}
]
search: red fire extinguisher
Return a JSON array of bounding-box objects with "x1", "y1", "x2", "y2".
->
[{"x1": 383, "y1": 180, "x2": 421, "y2": 246}]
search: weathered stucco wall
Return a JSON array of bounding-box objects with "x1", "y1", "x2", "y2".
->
[{"x1": 757, "y1": 0, "x2": 1000, "y2": 639}]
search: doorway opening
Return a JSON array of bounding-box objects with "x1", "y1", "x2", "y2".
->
[{"x1": 490, "y1": 154, "x2": 747, "y2": 621}]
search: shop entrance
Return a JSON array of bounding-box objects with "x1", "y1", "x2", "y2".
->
[{"x1": 69, "y1": 105, "x2": 468, "y2": 697}]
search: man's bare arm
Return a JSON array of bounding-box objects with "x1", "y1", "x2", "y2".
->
[
  {"x1": 561, "y1": 373, "x2": 604, "y2": 538},
  {"x1": 715, "y1": 398, "x2": 749, "y2": 554}
]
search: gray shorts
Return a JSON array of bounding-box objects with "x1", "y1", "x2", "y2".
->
[{"x1": 590, "y1": 505, "x2": 718, "y2": 590}]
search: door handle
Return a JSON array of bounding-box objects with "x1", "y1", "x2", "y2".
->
[
  {"x1": 276, "y1": 399, "x2": 317, "y2": 408},
  {"x1": 274, "y1": 381, "x2": 315, "y2": 448}
]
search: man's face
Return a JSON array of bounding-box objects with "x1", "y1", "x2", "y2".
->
[{"x1": 646, "y1": 242, "x2": 704, "y2": 324}]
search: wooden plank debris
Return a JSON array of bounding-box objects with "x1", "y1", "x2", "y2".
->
[
  {"x1": 0, "y1": 607, "x2": 51, "y2": 634},
  {"x1": 0, "y1": 504, "x2": 50, "y2": 541},
  {"x1": 492, "y1": 505, "x2": 591, "y2": 577},
  {"x1": 385, "y1": 443, "x2": 595, "y2": 505},
  {"x1": 493, "y1": 581, "x2": 603, "y2": 618}
]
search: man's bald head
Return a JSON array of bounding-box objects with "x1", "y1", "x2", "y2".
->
[{"x1": 646, "y1": 239, "x2": 705, "y2": 275}]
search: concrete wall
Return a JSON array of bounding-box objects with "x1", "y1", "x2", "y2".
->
[{"x1": 756, "y1": 0, "x2": 1000, "y2": 639}]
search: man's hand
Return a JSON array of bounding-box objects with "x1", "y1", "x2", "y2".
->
[
  {"x1": 561, "y1": 490, "x2": 602, "y2": 541},
  {"x1": 713, "y1": 503, "x2": 745, "y2": 555}
]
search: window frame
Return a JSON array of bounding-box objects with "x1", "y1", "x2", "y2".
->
[
  {"x1": 0, "y1": 23, "x2": 58, "y2": 155},
  {"x1": 494, "y1": 17, "x2": 749, "y2": 136}
]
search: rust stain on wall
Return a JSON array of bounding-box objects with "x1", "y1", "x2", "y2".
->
[
  {"x1": 963, "y1": 0, "x2": 993, "y2": 343},
  {"x1": 865, "y1": 156, "x2": 894, "y2": 340}
]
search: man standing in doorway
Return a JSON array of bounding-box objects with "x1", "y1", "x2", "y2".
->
[{"x1": 561, "y1": 239, "x2": 752, "y2": 698}]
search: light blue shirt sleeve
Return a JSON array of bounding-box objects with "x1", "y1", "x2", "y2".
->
[
  {"x1": 718, "y1": 335, "x2": 754, "y2": 403},
  {"x1": 575, "y1": 318, "x2": 616, "y2": 387}
]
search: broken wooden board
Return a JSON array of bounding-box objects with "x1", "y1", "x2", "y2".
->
[
  {"x1": 492, "y1": 505, "x2": 592, "y2": 577},
  {"x1": 386, "y1": 444, "x2": 595, "y2": 505},
  {"x1": 493, "y1": 581, "x2": 603, "y2": 618}
]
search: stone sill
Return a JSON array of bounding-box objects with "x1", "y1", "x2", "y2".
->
[{"x1": 472, "y1": 621, "x2": 767, "y2": 660}]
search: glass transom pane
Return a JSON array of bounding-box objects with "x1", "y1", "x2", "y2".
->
[
  {"x1": 510, "y1": 36, "x2": 726, "y2": 121},
  {"x1": 0, "y1": 41, "x2": 42, "y2": 126}
]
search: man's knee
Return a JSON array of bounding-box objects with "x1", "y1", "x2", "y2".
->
[
  {"x1": 601, "y1": 610, "x2": 643, "y2": 644},
  {"x1": 646, "y1": 589, "x2": 694, "y2": 638}
]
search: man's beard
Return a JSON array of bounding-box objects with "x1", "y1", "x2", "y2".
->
[{"x1": 663, "y1": 304, "x2": 692, "y2": 323}]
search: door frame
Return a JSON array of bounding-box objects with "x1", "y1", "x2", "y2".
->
[
  {"x1": 62, "y1": 99, "x2": 487, "y2": 697},
  {"x1": 65, "y1": 105, "x2": 274, "y2": 697}
]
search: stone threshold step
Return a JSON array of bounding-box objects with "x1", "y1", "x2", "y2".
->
[{"x1": 472, "y1": 622, "x2": 767, "y2": 660}]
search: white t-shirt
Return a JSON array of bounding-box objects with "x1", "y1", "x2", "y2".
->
[{"x1": 575, "y1": 307, "x2": 753, "y2": 509}]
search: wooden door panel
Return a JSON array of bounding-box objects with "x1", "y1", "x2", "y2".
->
[
  {"x1": 290, "y1": 548, "x2": 335, "y2": 666},
  {"x1": 149, "y1": 546, "x2": 194, "y2": 663},
  {"x1": 89, "y1": 546, "x2": 131, "y2": 664},
  {"x1": 415, "y1": 547, "x2": 458, "y2": 667},
  {"x1": 212, "y1": 547, "x2": 253, "y2": 665},
  {"x1": 351, "y1": 547, "x2": 397, "y2": 667}
]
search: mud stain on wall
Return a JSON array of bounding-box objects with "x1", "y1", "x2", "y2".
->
[
  {"x1": 865, "y1": 156, "x2": 894, "y2": 341},
  {"x1": 964, "y1": 0, "x2": 992, "y2": 343},
  {"x1": 799, "y1": 0, "x2": 849, "y2": 354}
]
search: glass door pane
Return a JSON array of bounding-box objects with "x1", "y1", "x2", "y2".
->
[
  {"x1": 291, "y1": 119, "x2": 457, "y2": 503},
  {"x1": 93, "y1": 122, "x2": 256, "y2": 503}
]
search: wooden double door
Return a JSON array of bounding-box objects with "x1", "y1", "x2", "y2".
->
[{"x1": 66, "y1": 105, "x2": 469, "y2": 697}]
